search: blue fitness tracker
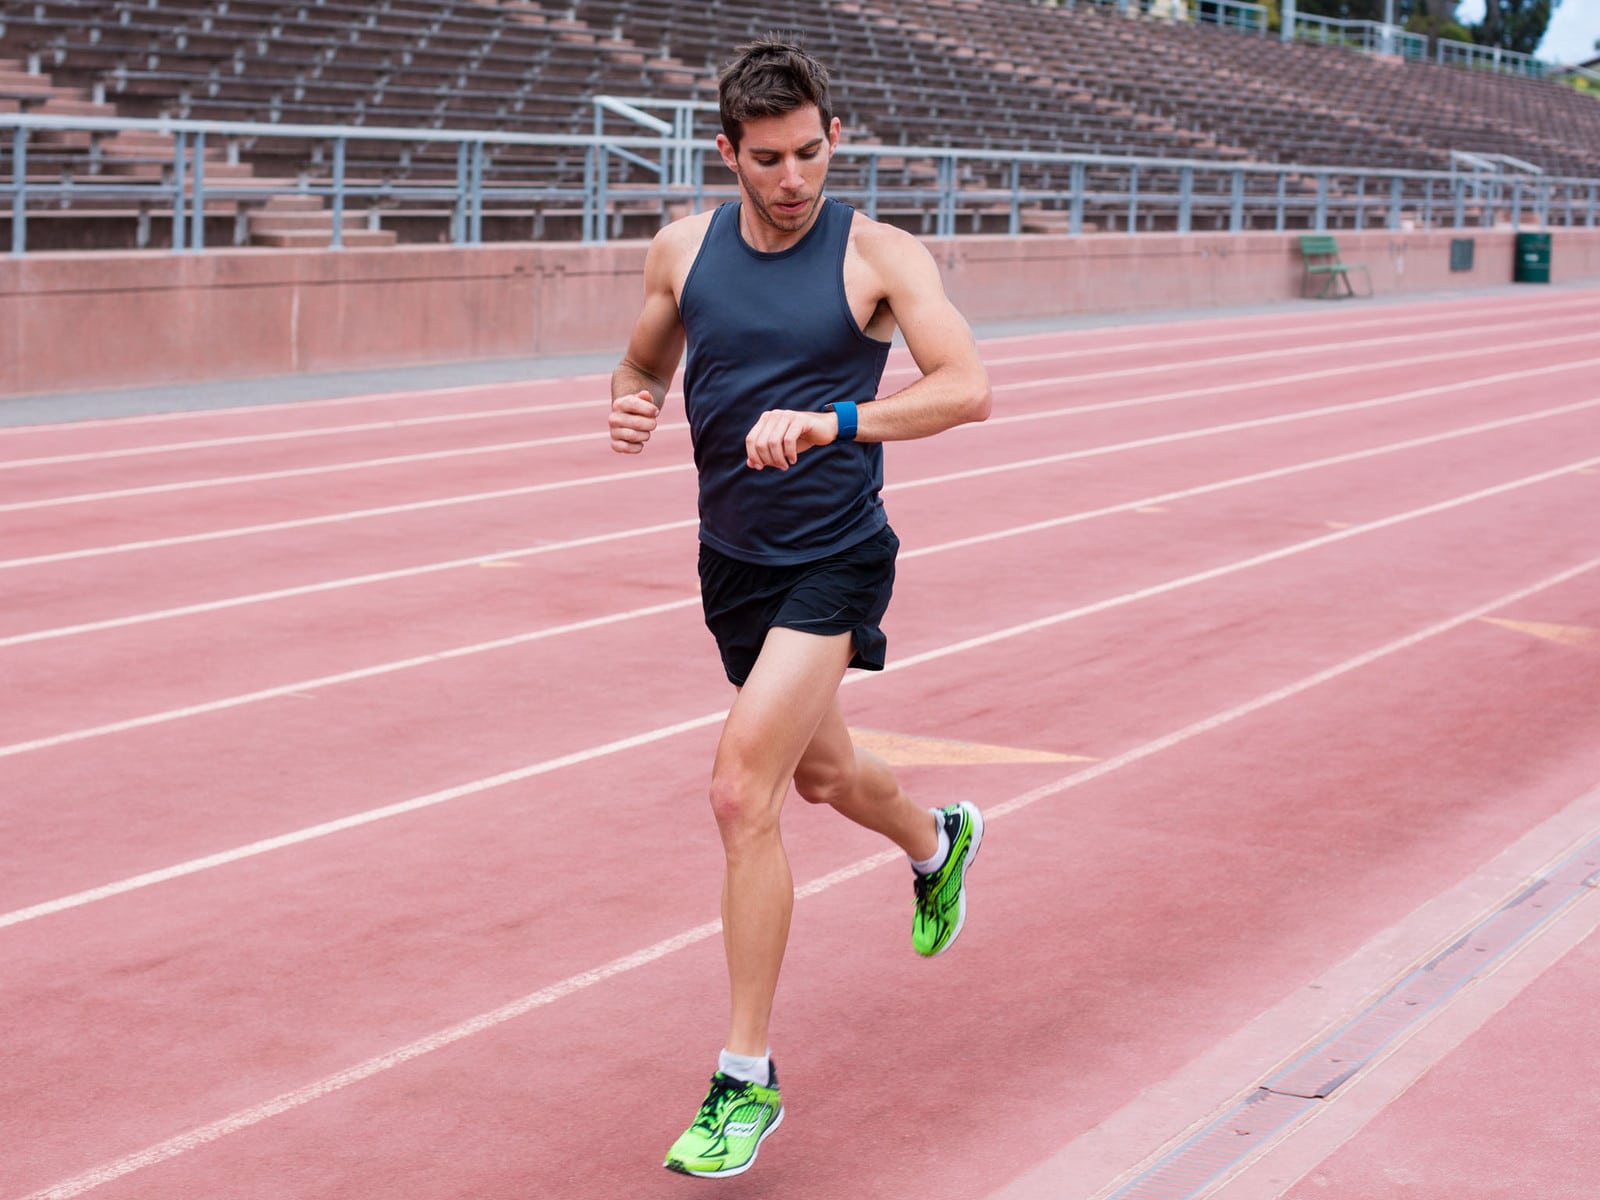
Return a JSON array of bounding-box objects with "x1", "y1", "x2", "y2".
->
[{"x1": 828, "y1": 401, "x2": 858, "y2": 442}]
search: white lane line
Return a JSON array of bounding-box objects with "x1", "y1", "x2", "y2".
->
[
  {"x1": 5, "y1": 338, "x2": 1596, "y2": 575},
  {"x1": 0, "y1": 399, "x2": 602, "y2": 471},
  {"x1": 5, "y1": 322, "x2": 1593, "y2": 515},
  {"x1": 5, "y1": 303, "x2": 1585, "y2": 470},
  {"x1": 5, "y1": 452, "x2": 1596, "y2": 933},
  {"x1": 0, "y1": 518, "x2": 699, "y2": 651},
  {"x1": 6, "y1": 395, "x2": 1597, "y2": 762},
  {"x1": 980, "y1": 327, "x2": 1598, "y2": 423},
  {"x1": 0, "y1": 373, "x2": 616, "y2": 438},
  {"x1": 17, "y1": 551, "x2": 1598, "y2": 1200},
  {"x1": 2, "y1": 292, "x2": 1586, "y2": 443},
  {"x1": 0, "y1": 461, "x2": 696, "y2": 572},
  {"x1": 0, "y1": 425, "x2": 656, "y2": 514},
  {"x1": 976, "y1": 309, "x2": 1596, "y2": 395},
  {"x1": 976, "y1": 551, "x2": 1599, "y2": 824},
  {"x1": 0, "y1": 596, "x2": 699, "y2": 758},
  {"x1": 972, "y1": 292, "x2": 1599, "y2": 350}
]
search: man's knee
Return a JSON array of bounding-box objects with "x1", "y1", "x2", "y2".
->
[
  {"x1": 708, "y1": 761, "x2": 783, "y2": 838},
  {"x1": 793, "y1": 754, "x2": 855, "y2": 809}
]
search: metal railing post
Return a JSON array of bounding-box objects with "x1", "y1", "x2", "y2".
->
[
  {"x1": 1313, "y1": 172, "x2": 1328, "y2": 230},
  {"x1": 1229, "y1": 169, "x2": 1244, "y2": 233},
  {"x1": 582, "y1": 145, "x2": 597, "y2": 242},
  {"x1": 1178, "y1": 165, "x2": 1193, "y2": 234},
  {"x1": 330, "y1": 136, "x2": 346, "y2": 249},
  {"x1": 1275, "y1": 171, "x2": 1286, "y2": 231},
  {"x1": 597, "y1": 145, "x2": 610, "y2": 243},
  {"x1": 191, "y1": 130, "x2": 207, "y2": 250},
  {"x1": 1388, "y1": 175, "x2": 1402, "y2": 231},
  {"x1": 1069, "y1": 161, "x2": 1085, "y2": 236},
  {"x1": 1453, "y1": 178, "x2": 1465, "y2": 228},
  {"x1": 469, "y1": 139, "x2": 485, "y2": 244},
  {"x1": 1127, "y1": 163, "x2": 1140, "y2": 232},
  {"x1": 678, "y1": 106, "x2": 695, "y2": 189},
  {"x1": 939, "y1": 155, "x2": 955, "y2": 238},
  {"x1": 9, "y1": 127, "x2": 26, "y2": 255},
  {"x1": 1008, "y1": 159, "x2": 1021, "y2": 236},
  {"x1": 172, "y1": 130, "x2": 188, "y2": 251},
  {"x1": 1354, "y1": 173, "x2": 1366, "y2": 229},
  {"x1": 1510, "y1": 180, "x2": 1522, "y2": 229},
  {"x1": 453, "y1": 141, "x2": 469, "y2": 243}
]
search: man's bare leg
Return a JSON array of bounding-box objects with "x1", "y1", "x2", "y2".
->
[
  {"x1": 710, "y1": 626, "x2": 857, "y2": 1057},
  {"x1": 792, "y1": 701, "x2": 940, "y2": 862}
]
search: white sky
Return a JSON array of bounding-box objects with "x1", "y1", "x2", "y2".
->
[{"x1": 1455, "y1": 0, "x2": 1600, "y2": 64}]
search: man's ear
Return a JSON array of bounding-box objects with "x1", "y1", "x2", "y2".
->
[
  {"x1": 827, "y1": 117, "x2": 841, "y2": 151},
  {"x1": 715, "y1": 133, "x2": 739, "y2": 174}
]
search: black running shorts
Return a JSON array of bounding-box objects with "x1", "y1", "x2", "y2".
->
[{"x1": 697, "y1": 524, "x2": 899, "y2": 687}]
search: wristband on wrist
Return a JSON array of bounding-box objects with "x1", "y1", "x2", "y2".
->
[{"x1": 827, "y1": 401, "x2": 858, "y2": 442}]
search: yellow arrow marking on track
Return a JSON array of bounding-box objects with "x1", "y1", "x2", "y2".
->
[
  {"x1": 1480, "y1": 618, "x2": 1598, "y2": 649},
  {"x1": 849, "y1": 729, "x2": 1096, "y2": 767}
]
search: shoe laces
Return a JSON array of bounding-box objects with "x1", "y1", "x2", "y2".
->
[
  {"x1": 692, "y1": 1074, "x2": 746, "y2": 1131},
  {"x1": 913, "y1": 866, "x2": 937, "y2": 912}
]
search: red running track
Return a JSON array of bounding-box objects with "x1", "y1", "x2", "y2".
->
[{"x1": 4, "y1": 290, "x2": 1599, "y2": 1200}]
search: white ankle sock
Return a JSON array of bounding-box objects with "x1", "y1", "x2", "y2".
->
[
  {"x1": 909, "y1": 808, "x2": 949, "y2": 875},
  {"x1": 718, "y1": 1048, "x2": 771, "y2": 1086}
]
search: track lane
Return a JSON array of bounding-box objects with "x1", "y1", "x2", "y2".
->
[{"x1": 6, "y1": 528, "x2": 1598, "y2": 1200}]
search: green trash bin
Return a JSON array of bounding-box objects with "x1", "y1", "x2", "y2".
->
[{"x1": 1514, "y1": 232, "x2": 1552, "y2": 284}]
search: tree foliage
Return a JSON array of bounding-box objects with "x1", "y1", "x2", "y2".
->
[
  {"x1": 1472, "y1": 0, "x2": 1557, "y2": 56},
  {"x1": 1294, "y1": 0, "x2": 1558, "y2": 56}
]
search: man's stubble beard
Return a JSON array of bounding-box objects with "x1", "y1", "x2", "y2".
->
[{"x1": 738, "y1": 167, "x2": 826, "y2": 236}]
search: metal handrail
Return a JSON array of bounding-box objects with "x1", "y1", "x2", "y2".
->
[{"x1": 4, "y1": 110, "x2": 1598, "y2": 254}]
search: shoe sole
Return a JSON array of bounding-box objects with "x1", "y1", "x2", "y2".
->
[
  {"x1": 664, "y1": 1105, "x2": 785, "y2": 1178},
  {"x1": 927, "y1": 802, "x2": 984, "y2": 958}
]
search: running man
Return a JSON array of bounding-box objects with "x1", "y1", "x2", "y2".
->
[{"x1": 608, "y1": 37, "x2": 992, "y2": 1178}]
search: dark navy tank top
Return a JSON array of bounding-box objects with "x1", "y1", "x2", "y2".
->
[{"x1": 679, "y1": 197, "x2": 893, "y2": 565}]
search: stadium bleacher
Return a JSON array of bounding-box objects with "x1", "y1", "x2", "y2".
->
[{"x1": 1, "y1": 0, "x2": 1597, "y2": 248}]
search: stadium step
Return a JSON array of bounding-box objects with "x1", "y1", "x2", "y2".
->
[
  {"x1": 246, "y1": 195, "x2": 398, "y2": 248},
  {"x1": 250, "y1": 229, "x2": 400, "y2": 248}
]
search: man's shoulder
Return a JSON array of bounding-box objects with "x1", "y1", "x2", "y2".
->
[
  {"x1": 845, "y1": 207, "x2": 927, "y2": 263},
  {"x1": 844, "y1": 207, "x2": 935, "y2": 294},
  {"x1": 652, "y1": 207, "x2": 718, "y2": 261}
]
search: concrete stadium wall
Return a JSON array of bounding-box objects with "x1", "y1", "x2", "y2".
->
[{"x1": 2, "y1": 227, "x2": 1597, "y2": 397}]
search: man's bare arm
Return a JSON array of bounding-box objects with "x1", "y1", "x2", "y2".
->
[
  {"x1": 610, "y1": 228, "x2": 690, "y2": 455},
  {"x1": 854, "y1": 225, "x2": 990, "y2": 441},
  {"x1": 743, "y1": 225, "x2": 989, "y2": 469}
]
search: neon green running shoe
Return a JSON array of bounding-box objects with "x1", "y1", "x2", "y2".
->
[
  {"x1": 913, "y1": 802, "x2": 985, "y2": 957},
  {"x1": 663, "y1": 1067, "x2": 784, "y2": 1178}
]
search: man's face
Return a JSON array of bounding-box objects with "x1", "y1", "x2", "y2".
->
[{"x1": 717, "y1": 105, "x2": 841, "y2": 241}]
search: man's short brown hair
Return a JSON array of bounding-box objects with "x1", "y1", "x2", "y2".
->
[{"x1": 718, "y1": 37, "x2": 834, "y2": 150}]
